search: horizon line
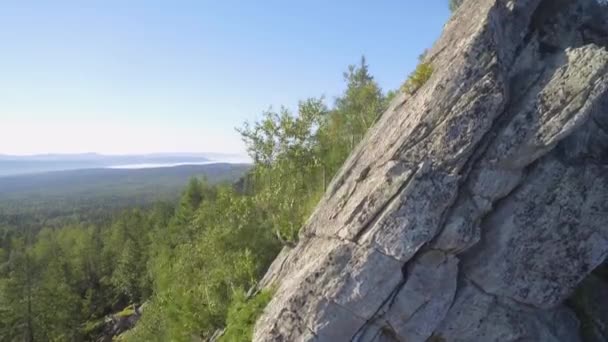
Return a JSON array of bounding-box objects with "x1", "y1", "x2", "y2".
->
[{"x1": 0, "y1": 151, "x2": 249, "y2": 157}]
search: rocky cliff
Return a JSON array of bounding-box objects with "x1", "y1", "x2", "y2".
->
[{"x1": 253, "y1": 0, "x2": 608, "y2": 341}]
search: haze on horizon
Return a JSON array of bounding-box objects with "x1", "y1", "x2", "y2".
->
[{"x1": 0, "y1": 1, "x2": 449, "y2": 156}]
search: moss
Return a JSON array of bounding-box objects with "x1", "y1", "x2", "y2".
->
[
  {"x1": 428, "y1": 334, "x2": 446, "y2": 342},
  {"x1": 220, "y1": 289, "x2": 274, "y2": 342},
  {"x1": 115, "y1": 305, "x2": 136, "y2": 318},
  {"x1": 401, "y1": 62, "x2": 434, "y2": 95},
  {"x1": 81, "y1": 318, "x2": 106, "y2": 335},
  {"x1": 80, "y1": 305, "x2": 137, "y2": 340}
]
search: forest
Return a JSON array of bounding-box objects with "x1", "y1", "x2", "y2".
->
[
  {"x1": 0, "y1": 163, "x2": 250, "y2": 233},
  {"x1": 0, "y1": 57, "x2": 414, "y2": 341}
]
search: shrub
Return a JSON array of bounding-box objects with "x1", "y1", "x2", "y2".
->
[
  {"x1": 449, "y1": 0, "x2": 464, "y2": 12},
  {"x1": 115, "y1": 305, "x2": 136, "y2": 318},
  {"x1": 401, "y1": 62, "x2": 433, "y2": 95},
  {"x1": 81, "y1": 318, "x2": 105, "y2": 337},
  {"x1": 220, "y1": 290, "x2": 274, "y2": 342}
]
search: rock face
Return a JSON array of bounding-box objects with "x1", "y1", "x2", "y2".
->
[
  {"x1": 567, "y1": 268, "x2": 608, "y2": 342},
  {"x1": 254, "y1": 0, "x2": 608, "y2": 341},
  {"x1": 95, "y1": 305, "x2": 144, "y2": 342}
]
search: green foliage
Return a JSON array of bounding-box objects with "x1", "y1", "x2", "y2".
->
[
  {"x1": 117, "y1": 301, "x2": 165, "y2": 342},
  {"x1": 238, "y1": 57, "x2": 389, "y2": 243},
  {"x1": 107, "y1": 210, "x2": 152, "y2": 304},
  {"x1": 0, "y1": 163, "x2": 249, "y2": 234},
  {"x1": 0, "y1": 56, "x2": 394, "y2": 341},
  {"x1": 401, "y1": 61, "x2": 434, "y2": 95},
  {"x1": 0, "y1": 210, "x2": 172, "y2": 342},
  {"x1": 449, "y1": 0, "x2": 463, "y2": 12},
  {"x1": 116, "y1": 305, "x2": 136, "y2": 318},
  {"x1": 125, "y1": 56, "x2": 391, "y2": 340},
  {"x1": 318, "y1": 56, "x2": 390, "y2": 176},
  {"x1": 0, "y1": 229, "x2": 86, "y2": 341},
  {"x1": 81, "y1": 318, "x2": 105, "y2": 336},
  {"x1": 127, "y1": 185, "x2": 281, "y2": 340},
  {"x1": 220, "y1": 290, "x2": 274, "y2": 342},
  {"x1": 239, "y1": 99, "x2": 327, "y2": 243}
]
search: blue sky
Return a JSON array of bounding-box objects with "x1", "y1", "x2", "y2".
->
[{"x1": 0, "y1": 1, "x2": 449, "y2": 155}]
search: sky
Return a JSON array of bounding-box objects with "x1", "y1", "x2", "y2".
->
[{"x1": 0, "y1": 1, "x2": 450, "y2": 156}]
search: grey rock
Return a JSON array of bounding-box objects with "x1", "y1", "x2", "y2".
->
[
  {"x1": 254, "y1": 0, "x2": 608, "y2": 341},
  {"x1": 462, "y1": 153, "x2": 608, "y2": 308},
  {"x1": 434, "y1": 280, "x2": 581, "y2": 342},
  {"x1": 567, "y1": 274, "x2": 608, "y2": 342},
  {"x1": 96, "y1": 305, "x2": 143, "y2": 342},
  {"x1": 383, "y1": 252, "x2": 458, "y2": 341}
]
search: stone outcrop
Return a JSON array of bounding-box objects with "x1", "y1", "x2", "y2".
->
[
  {"x1": 567, "y1": 262, "x2": 608, "y2": 341},
  {"x1": 93, "y1": 305, "x2": 144, "y2": 342},
  {"x1": 254, "y1": 0, "x2": 608, "y2": 341}
]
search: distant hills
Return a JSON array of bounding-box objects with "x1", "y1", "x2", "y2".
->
[
  {"x1": 0, "y1": 163, "x2": 251, "y2": 228},
  {"x1": 0, "y1": 153, "x2": 250, "y2": 177}
]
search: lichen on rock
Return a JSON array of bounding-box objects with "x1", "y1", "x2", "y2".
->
[{"x1": 254, "y1": 0, "x2": 608, "y2": 341}]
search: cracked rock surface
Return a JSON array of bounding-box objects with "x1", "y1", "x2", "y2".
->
[{"x1": 254, "y1": 0, "x2": 608, "y2": 341}]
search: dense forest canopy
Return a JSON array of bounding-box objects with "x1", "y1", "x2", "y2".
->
[
  {"x1": 5, "y1": 1, "x2": 608, "y2": 341},
  {"x1": 0, "y1": 56, "x2": 396, "y2": 341},
  {"x1": 0, "y1": 163, "x2": 250, "y2": 234}
]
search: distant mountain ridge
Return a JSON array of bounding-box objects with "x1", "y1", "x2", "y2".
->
[{"x1": 0, "y1": 152, "x2": 247, "y2": 161}]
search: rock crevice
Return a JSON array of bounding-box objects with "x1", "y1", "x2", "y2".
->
[{"x1": 254, "y1": 0, "x2": 608, "y2": 341}]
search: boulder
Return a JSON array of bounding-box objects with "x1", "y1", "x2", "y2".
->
[
  {"x1": 254, "y1": 0, "x2": 608, "y2": 341},
  {"x1": 95, "y1": 305, "x2": 143, "y2": 342}
]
